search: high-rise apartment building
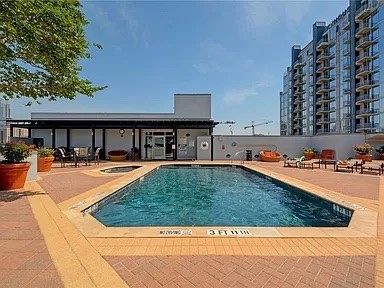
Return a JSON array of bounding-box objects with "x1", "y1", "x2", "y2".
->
[
  {"x1": 0, "y1": 99, "x2": 10, "y2": 143},
  {"x1": 280, "y1": 0, "x2": 383, "y2": 135}
]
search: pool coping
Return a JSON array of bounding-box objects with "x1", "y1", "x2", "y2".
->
[{"x1": 61, "y1": 162, "x2": 377, "y2": 238}]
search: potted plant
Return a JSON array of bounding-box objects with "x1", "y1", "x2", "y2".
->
[
  {"x1": 37, "y1": 147, "x2": 55, "y2": 172},
  {"x1": 108, "y1": 150, "x2": 128, "y2": 161},
  {"x1": 303, "y1": 147, "x2": 316, "y2": 160},
  {"x1": 0, "y1": 141, "x2": 34, "y2": 190},
  {"x1": 353, "y1": 143, "x2": 373, "y2": 162},
  {"x1": 376, "y1": 146, "x2": 384, "y2": 160}
]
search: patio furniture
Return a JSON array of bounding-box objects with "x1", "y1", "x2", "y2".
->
[
  {"x1": 335, "y1": 160, "x2": 355, "y2": 173},
  {"x1": 108, "y1": 150, "x2": 128, "y2": 161},
  {"x1": 300, "y1": 159, "x2": 321, "y2": 169},
  {"x1": 360, "y1": 161, "x2": 384, "y2": 175},
  {"x1": 259, "y1": 150, "x2": 282, "y2": 162},
  {"x1": 74, "y1": 147, "x2": 91, "y2": 166},
  {"x1": 284, "y1": 156, "x2": 305, "y2": 168},
  {"x1": 57, "y1": 148, "x2": 73, "y2": 168}
]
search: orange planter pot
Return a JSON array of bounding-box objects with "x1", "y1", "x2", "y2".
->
[
  {"x1": 356, "y1": 154, "x2": 373, "y2": 162},
  {"x1": 0, "y1": 163, "x2": 31, "y2": 190},
  {"x1": 37, "y1": 156, "x2": 54, "y2": 172},
  {"x1": 304, "y1": 152, "x2": 315, "y2": 160}
]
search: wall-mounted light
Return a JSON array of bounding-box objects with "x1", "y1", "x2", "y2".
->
[{"x1": 119, "y1": 129, "x2": 125, "y2": 137}]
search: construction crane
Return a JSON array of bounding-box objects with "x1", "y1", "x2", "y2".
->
[{"x1": 244, "y1": 120, "x2": 273, "y2": 136}]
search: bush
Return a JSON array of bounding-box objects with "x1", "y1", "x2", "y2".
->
[
  {"x1": 37, "y1": 147, "x2": 55, "y2": 158},
  {"x1": 0, "y1": 142, "x2": 34, "y2": 164},
  {"x1": 353, "y1": 143, "x2": 373, "y2": 155}
]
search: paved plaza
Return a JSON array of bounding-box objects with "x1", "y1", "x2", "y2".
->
[{"x1": 0, "y1": 160, "x2": 383, "y2": 287}]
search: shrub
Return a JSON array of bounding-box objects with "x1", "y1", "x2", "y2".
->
[
  {"x1": 37, "y1": 147, "x2": 55, "y2": 158},
  {"x1": 0, "y1": 142, "x2": 35, "y2": 164},
  {"x1": 353, "y1": 143, "x2": 373, "y2": 155}
]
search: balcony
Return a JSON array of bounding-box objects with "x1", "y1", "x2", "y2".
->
[
  {"x1": 343, "y1": 63, "x2": 351, "y2": 70},
  {"x1": 356, "y1": 36, "x2": 375, "y2": 51},
  {"x1": 356, "y1": 123, "x2": 378, "y2": 133},
  {"x1": 294, "y1": 61, "x2": 303, "y2": 69},
  {"x1": 294, "y1": 79, "x2": 303, "y2": 87},
  {"x1": 342, "y1": 21, "x2": 350, "y2": 31},
  {"x1": 317, "y1": 117, "x2": 330, "y2": 124},
  {"x1": 316, "y1": 52, "x2": 330, "y2": 63},
  {"x1": 316, "y1": 74, "x2": 332, "y2": 84},
  {"x1": 355, "y1": 80, "x2": 379, "y2": 91},
  {"x1": 316, "y1": 85, "x2": 330, "y2": 95},
  {"x1": 343, "y1": 37, "x2": 351, "y2": 44},
  {"x1": 355, "y1": 2, "x2": 376, "y2": 21},
  {"x1": 294, "y1": 96, "x2": 305, "y2": 104},
  {"x1": 316, "y1": 128, "x2": 330, "y2": 134},
  {"x1": 294, "y1": 113, "x2": 304, "y2": 120},
  {"x1": 316, "y1": 106, "x2": 335, "y2": 114},
  {"x1": 343, "y1": 113, "x2": 351, "y2": 118},
  {"x1": 294, "y1": 88, "x2": 304, "y2": 95},
  {"x1": 356, "y1": 22, "x2": 374, "y2": 37},
  {"x1": 316, "y1": 95, "x2": 334, "y2": 104},
  {"x1": 343, "y1": 48, "x2": 351, "y2": 56},
  {"x1": 355, "y1": 51, "x2": 378, "y2": 65},
  {"x1": 356, "y1": 108, "x2": 380, "y2": 117},
  {"x1": 355, "y1": 65, "x2": 379, "y2": 78},
  {"x1": 344, "y1": 88, "x2": 351, "y2": 94},
  {"x1": 316, "y1": 39, "x2": 329, "y2": 51},
  {"x1": 293, "y1": 105, "x2": 305, "y2": 113},
  {"x1": 356, "y1": 93, "x2": 380, "y2": 104},
  {"x1": 316, "y1": 62, "x2": 331, "y2": 73},
  {"x1": 294, "y1": 70, "x2": 303, "y2": 79},
  {"x1": 343, "y1": 100, "x2": 351, "y2": 106}
]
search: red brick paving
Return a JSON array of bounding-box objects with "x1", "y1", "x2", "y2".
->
[
  {"x1": 105, "y1": 255, "x2": 376, "y2": 287},
  {"x1": 0, "y1": 190, "x2": 63, "y2": 287},
  {"x1": 37, "y1": 163, "x2": 121, "y2": 204}
]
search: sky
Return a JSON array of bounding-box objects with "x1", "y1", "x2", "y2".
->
[{"x1": 9, "y1": 0, "x2": 349, "y2": 135}]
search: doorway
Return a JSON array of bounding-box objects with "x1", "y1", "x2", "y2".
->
[{"x1": 153, "y1": 136, "x2": 165, "y2": 159}]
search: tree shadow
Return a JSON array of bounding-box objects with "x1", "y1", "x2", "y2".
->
[{"x1": 0, "y1": 190, "x2": 46, "y2": 203}]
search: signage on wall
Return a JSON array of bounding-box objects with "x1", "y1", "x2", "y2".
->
[
  {"x1": 200, "y1": 141, "x2": 209, "y2": 150},
  {"x1": 207, "y1": 229, "x2": 251, "y2": 236}
]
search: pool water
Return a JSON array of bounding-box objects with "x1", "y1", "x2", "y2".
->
[{"x1": 92, "y1": 165, "x2": 352, "y2": 227}]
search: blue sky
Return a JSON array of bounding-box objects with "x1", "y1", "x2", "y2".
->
[{"x1": 10, "y1": 0, "x2": 349, "y2": 135}]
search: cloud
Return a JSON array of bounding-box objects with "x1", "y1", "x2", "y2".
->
[
  {"x1": 223, "y1": 77, "x2": 273, "y2": 104},
  {"x1": 241, "y1": 1, "x2": 313, "y2": 33}
]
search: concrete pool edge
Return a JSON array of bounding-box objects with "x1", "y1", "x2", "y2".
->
[{"x1": 61, "y1": 162, "x2": 377, "y2": 238}]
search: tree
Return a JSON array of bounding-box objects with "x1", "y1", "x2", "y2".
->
[{"x1": 0, "y1": 0, "x2": 106, "y2": 105}]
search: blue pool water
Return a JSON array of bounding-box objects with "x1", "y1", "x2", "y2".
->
[{"x1": 91, "y1": 165, "x2": 352, "y2": 227}]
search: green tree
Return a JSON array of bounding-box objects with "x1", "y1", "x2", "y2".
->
[{"x1": 0, "y1": 0, "x2": 106, "y2": 104}]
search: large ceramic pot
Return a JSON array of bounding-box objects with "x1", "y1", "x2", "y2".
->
[
  {"x1": 0, "y1": 162, "x2": 31, "y2": 190},
  {"x1": 108, "y1": 150, "x2": 128, "y2": 161},
  {"x1": 304, "y1": 151, "x2": 315, "y2": 160},
  {"x1": 356, "y1": 154, "x2": 373, "y2": 162},
  {"x1": 37, "y1": 156, "x2": 54, "y2": 172}
]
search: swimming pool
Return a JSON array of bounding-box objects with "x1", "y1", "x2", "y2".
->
[
  {"x1": 101, "y1": 166, "x2": 141, "y2": 173},
  {"x1": 91, "y1": 165, "x2": 352, "y2": 227}
]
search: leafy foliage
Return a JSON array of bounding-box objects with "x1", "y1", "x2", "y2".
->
[
  {"x1": 37, "y1": 147, "x2": 54, "y2": 157},
  {"x1": 0, "y1": 142, "x2": 34, "y2": 164},
  {"x1": 353, "y1": 143, "x2": 373, "y2": 155},
  {"x1": 303, "y1": 147, "x2": 315, "y2": 153},
  {"x1": 376, "y1": 146, "x2": 384, "y2": 155},
  {"x1": 0, "y1": 0, "x2": 106, "y2": 104}
]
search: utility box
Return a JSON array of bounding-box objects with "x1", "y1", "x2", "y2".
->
[{"x1": 246, "y1": 150, "x2": 252, "y2": 161}]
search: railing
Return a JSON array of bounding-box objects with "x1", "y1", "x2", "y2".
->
[{"x1": 232, "y1": 150, "x2": 246, "y2": 164}]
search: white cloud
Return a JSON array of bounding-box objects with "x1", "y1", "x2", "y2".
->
[{"x1": 241, "y1": 1, "x2": 314, "y2": 33}]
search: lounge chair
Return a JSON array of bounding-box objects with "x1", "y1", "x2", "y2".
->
[
  {"x1": 284, "y1": 156, "x2": 305, "y2": 168},
  {"x1": 300, "y1": 158, "x2": 321, "y2": 169},
  {"x1": 360, "y1": 161, "x2": 383, "y2": 175},
  {"x1": 335, "y1": 159, "x2": 357, "y2": 173},
  {"x1": 259, "y1": 150, "x2": 282, "y2": 162}
]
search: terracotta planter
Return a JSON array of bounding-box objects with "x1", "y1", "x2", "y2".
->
[
  {"x1": 0, "y1": 162, "x2": 31, "y2": 190},
  {"x1": 304, "y1": 151, "x2": 315, "y2": 160},
  {"x1": 37, "y1": 156, "x2": 54, "y2": 172},
  {"x1": 356, "y1": 154, "x2": 373, "y2": 162},
  {"x1": 108, "y1": 150, "x2": 128, "y2": 161}
]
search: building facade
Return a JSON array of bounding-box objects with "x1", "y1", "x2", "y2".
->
[
  {"x1": 0, "y1": 99, "x2": 10, "y2": 144},
  {"x1": 280, "y1": 0, "x2": 384, "y2": 135},
  {"x1": 7, "y1": 94, "x2": 215, "y2": 161}
]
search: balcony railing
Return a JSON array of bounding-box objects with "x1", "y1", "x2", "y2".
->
[
  {"x1": 316, "y1": 39, "x2": 329, "y2": 51},
  {"x1": 356, "y1": 108, "x2": 380, "y2": 116},
  {"x1": 343, "y1": 113, "x2": 351, "y2": 118},
  {"x1": 316, "y1": 62, "x2": 331, "y2": 72},
  {"x1": 356, "y1": 35, "x2": 375, "y2": 50},
  {"x1": 355, "y1": 2, "x2": 376, "y2": 21},
  {"x1": 356, "y1": 79, "x2": 379, "y2": 90},
  {"x1": 356, "y1": 51, "x2": 378, "y2": 64},
  {"x1": 316, "y1": 96, "x2": 334, "y2": 104},
  {"x1": 356, "y1": 21, "x2": 373, "y2": 36},
  {"x1": 355, "y1": 93, "x2": 380, "y2": 104},
  {"x1": 356, "y1": 122, "x2": 378, "y2": 129},
  {"x1": 356, "y1": 65, "x2": 379, "y2": 78},
  {"x1": 316, "y1": 52, "x2": 330, "y2": 63},
  {"x1": 343, "y1": 100, "x2": 351, "y2": 106}
]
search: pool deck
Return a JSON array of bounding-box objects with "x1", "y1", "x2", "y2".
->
[{"x1": 0, "y1": 160, "x2": 383, "y2": 287}]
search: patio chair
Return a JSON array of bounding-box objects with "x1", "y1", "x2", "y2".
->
[
  {"x1": 335, "y1": 159, "x2": 356, "y2": 173},
  {"x1": 57, "y1": 148, "x2": 72, "y2": 167},
  {"x1": 360, "y1": 161, "x2": 383, "y2": 175},
  {"x1": 92, "y1": 147, "x2": 102, "y2": 165},
  {"x1": 284, "y1": 156, "x2": 305, "y2": 168},
  {"x1": 75, "y1": 147, "x2": 91, "y2": 166}
]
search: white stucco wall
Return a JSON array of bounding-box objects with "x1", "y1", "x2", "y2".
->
[
  {"x1": 197, "y1": 136, "x2": 212, "y2": 160},
  {"x1": 70, "y1": 129, "x2": 93, "y2": 147},
  {"x1": 177, "y1": 129, "x2": 209, "y2": 159},
  {"x1": 174, "y1": 94, "x2": 211, "y2": 119},
  {"x1": 31, "y1": 129, "x2": 52, "y2": 147},
  {"x1": 105, "y1": 129, "x2": 133, "y2": 155}
]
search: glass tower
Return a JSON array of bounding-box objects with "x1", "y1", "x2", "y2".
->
[{"x1": 280, "y1": 0, "x2": 384, "y2": 135}]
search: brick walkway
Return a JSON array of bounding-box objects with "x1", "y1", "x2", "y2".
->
[
  {"x1": 0, "y1": 161, "x2": 382, "y2": 287},
  {"x1": 0, "y1": 190, "x2": 63, "y2": 287},
  {"x1": 105, "y1": 255, "x2": 376, "y2": 287}
]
